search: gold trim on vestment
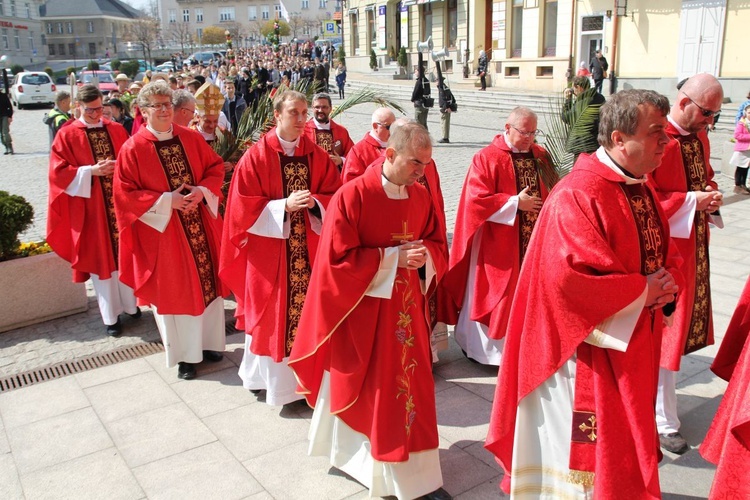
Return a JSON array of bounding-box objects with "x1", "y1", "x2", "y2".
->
[
  {"x1": 84, "y1": 128, "x2": 119, "y2": 262},
  {"x1": 512, "y1": 153, "x2": 540, "y2": 262}
]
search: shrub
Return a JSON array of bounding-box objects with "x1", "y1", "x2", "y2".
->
[
  {"x1": 337, "y1": 45, "x2": 346, "y2": 66},
  {"x1": 120, "y1": 60, "x2": 139, "y2": 79},
  {"x1": 111, "y1": 59, "x2": 121, "y2": 71},
  {"x1": 0, "y1": 191, "x2": 34, "y2": 261},
  {"x1": 10, "y1": 63, "x2": 24, "y2": 75},
  {"x1": 397, "y1": 47, "x2": 407, "y2": 68},
  {"x1": 66, "y1": 66, "x2": 75, "y2": 77},
  {"x1": 87, "y1": 60, "x2": 100, "y2": 70},
  {"x1": 369, "y1": 49, "x2": 378, "y2": 70},
  {"x1": 44, "y1": 67, "x2": 54, "y2": 77}
]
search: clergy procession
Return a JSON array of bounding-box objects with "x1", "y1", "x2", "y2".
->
[{"x1": 41, "y1": 70, "x2": 750, "y2": 499}]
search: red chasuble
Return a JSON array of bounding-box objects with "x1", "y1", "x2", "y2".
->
[
  {"x1": 47, "y1": 119, "x2": 129, "y2": 282},
  {"x1": 485, "y1": 154, "x2": 679, "y2": 498},
  {"x1": 289, "y1": 161, "x2": 448, "y2": 462},
  {"x1": 219, "y1": 129, "x2": 341, "y2": 362},
  {"x1": 648, "y1": 124, "x2": 715, "y2": 371},
  {"x1": 442, "y1": 135, "x2": 557, "y2": 334},
  {"x1": 341, "y1": 132, "x2": 386, "y2": 184},
  {"x1": 113, "y1": 124, "x2": 228, "y2": 315},
  {"x1": 304, "y1": 119, "x2": 354, "y2": 161},
  {"x1": 700, "y1": 305, "x2": 750, "y2": 499}
]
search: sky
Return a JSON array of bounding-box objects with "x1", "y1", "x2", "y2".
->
[{"x1": 122, "y1": 0, "x2": 152, "y2": 14}]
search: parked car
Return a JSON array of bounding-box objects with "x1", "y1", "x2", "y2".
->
[
  {"x1": 155, "y1": 61, "x2": 174, "y2": 72},
  {"x1": 9, "y1": 71, "x2": 56, "y2": 109},
  {"x1": 78, "y1": 70, "x2": 118, "y2": 96},
  {"x1": 315, "y1": 37, "x2": 342, "y2": 52},
  {"x1": 183, "y1": 52, "x2": 222, "y2": 66}
]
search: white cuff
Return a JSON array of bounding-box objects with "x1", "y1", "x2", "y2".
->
[
  {"x1": 668, "y1": 192, "x2": 697, "y2": 239},
  {"x1": 139, "y1": 192, "x2": 173, "y2": 233},
  {"x1": 366, "y1": 247, "x2": 399, "y2": 299},
  {"x1": 309, "y1": 197, "x2": 326, "y2": 235},
  {"x1": 584, "y1": 285, "x2": 648, "y2": 352},
  {"x1": 487, "y1": 196, "x2": 519, "y2": 225},
  {"x1": 247, "y1": 199, "x2": 289, "y2": 239},
  {"x1": 420, "y1": 249, "x2": 436, "y2": 295},
  {"x1": 197, "y1": 186, "x2": 219, "y2": 218},
  {"x1": 64, "y1": 165, "x2": 93, "y2": 198}
]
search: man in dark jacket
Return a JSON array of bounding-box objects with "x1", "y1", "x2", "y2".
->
[
  {"x1": 221, "y1": 78, "x2": 247, "y2": 134},
  {"x1": 477, "y1": 50, "x2": 488, "y2": 91},
  {"x1": 437, "y1": 70, "x2": 457, "y2": 144},
  {"x1": 589, "y1": 49, "x2": 609, "y2": 94},
  {"x1": 0, "y1": 69, "x2": 13, "y2": 155},
  {"x1": 411, "y1": 53, "x2": 433, "y2": 130}
]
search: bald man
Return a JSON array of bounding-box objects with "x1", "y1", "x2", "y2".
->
[
  {"x1": 648, "y1": 73, "x2": 725, "y2": 455},
  {"x1": 341, "y1": 107, "x2": 396, "y2": 183}
]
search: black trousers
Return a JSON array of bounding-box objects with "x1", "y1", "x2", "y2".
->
[{"x1": 735, "y1": 166, "x2": 749, "y2": 186}]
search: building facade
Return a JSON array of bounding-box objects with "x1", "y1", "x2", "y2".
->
[
  {"x1": 41, "y1": 0, "x2": 141, "y2": 61},
  {"x1": 0, "y1": 0, "x2": 46, "y2": 69}
]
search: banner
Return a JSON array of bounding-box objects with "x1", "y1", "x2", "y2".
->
[
  {"x1": 378, "y1": 5, "x2": 387, "y2": 49},
  {"x1": 400, "y1": 3, "x2": 409, "y2": 49}
]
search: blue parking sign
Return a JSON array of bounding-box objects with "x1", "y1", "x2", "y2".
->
[{"x1": 326, "y1": 22, "x2": 335, "y2": 33}]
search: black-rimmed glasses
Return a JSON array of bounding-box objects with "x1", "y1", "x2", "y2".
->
[{"x1": 511, "y1": 126, "x2": 543, "y2": 138}]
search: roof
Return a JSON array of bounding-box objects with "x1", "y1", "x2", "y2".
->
[{"x1": 42, "y1": 0, "x2": 141, "y2": 19}]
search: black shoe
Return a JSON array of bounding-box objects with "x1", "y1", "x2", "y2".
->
[
  {"x1": 106, "y1": 320, "x2": 122, "y2": 337},
  {"x1": 250, "y1": 389, "x2": 262, "y2": 395},
  {"x1": 177, "y1": 362, "x2": 196, "y2": 380},
  {"x1": 126, "y1": 307, "x2": 142, "y2": 319},
  {"x1": 202, "y1": 350, "x2": 224, "y2": 362},
  {"x1": 438, "y1": 138, "x2": 450, "y2": 144},
  {"x1": 422, "y1": 487, "x2": 452, "y2": 500},
  {"x1": 659, "y1": 432, "x2": 689, "y2": 454}
]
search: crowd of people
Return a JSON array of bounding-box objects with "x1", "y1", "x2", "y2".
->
[{"x1": 40, "y1": 52, "x2": 750, "y2": 499}]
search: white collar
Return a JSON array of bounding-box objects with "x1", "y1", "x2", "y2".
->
[
  {"x1": 667, "y1": 115, "x2": 690, "y2": 136},
  {"x1": 368, "y1": 130, "x2": 388, "y2": 147},
  {"x1": 503, "y1": 131, "x2": 527, "y2": 153},
  {"x1": 596, "y1": 147, "x2": 647, "y2": 185},
  {"x1": 197, "y1": 126, "x2": 215, "y2": 141},
  {"x1": 381, "y1": 173, "x2": 408, "y2": 199},
  {"x1": 313, "y1": 118, "x2": 331, "y2": 130},
  {"x1": 147, "y1": 124, "x2": 173, "y2": 141},
  {"x1": 79, "y1": 116, "x2": 102, "y2": 128},
  {"x1": 275, "y1": 128, "x2": 300, "y2": 156}
]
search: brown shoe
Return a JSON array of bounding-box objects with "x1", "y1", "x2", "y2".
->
[{"x1": 734, "y1": 186, "x2": 750, "y2": 195}]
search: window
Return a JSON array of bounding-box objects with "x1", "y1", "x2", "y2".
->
[
  {"x1": 196, "y1": 8, "x2": 203, "y2": 22},
  {"x1": 275, "y1": 4, "x2": 282, "y2": 18},
  {"x1": 366, "y1": 8, "x2": 375, "y2": 48},
  {"x1": 87, "y1": 21, "x2": 94, "y2": 33},
  {"x1": 58, "y1": 43, "x2": 65, "y2": 55},
  {"x1": 543, "y1": 0, "x2": 557, "y2": 56},
  {"x1": 168, "y1": 9, "x2": 176, "y2": 23},
  {"x1": 447, "y1": 0, "x2": 457, "y2": 47},
  {"x1": 248, "y1": 6, "x2": 257, "y2": 19},
  {"x1": 319, "y1": 0, "x2": 326, "y2": 8},
  {"x1": 56, "y1": 22, "x2": 62, "y2": 34},
  {"x1": 511, "y1": 0, "x2": 523, "y2": 57},
  {"x1": 350, "y1": 11, "x2": 359, "y2": 52},
  {"x1": 41, "y1": 34, "x2": 46, "y2": 46},
  {"x1": 88, "y1": 42, "x2": 95, "y2": 56},
  {"x1": 261, "y1": 5, "x2": 269, "y2": 20},
  {"x1": 28, "y1": 31, "x2": 34, "y2": 51},
  {"x1": 421, "y1": 4, "x2": 432, "y2": 45},
  {"x1": 68, "y1": 42, "x2": 75, "y2": 55},
  {"x1": 302, "y1": 25, "x2": 310, "y2": 35},
  {"x1": 219, "y1": 7, "x2": 235, "y2": 21},
  {"x1": 46, "y1": 23, "x2": 53, "y2": 34},
  {"x1": 25, "y1": 2, "x2": 30, "y2": 18},
  {"x1": 301, "y1": 0, "x2": 309, "y2": 9},
  {"x1": 14, "y1": 29, "x2": 20, "y2": 49},
  {"x1": 1, "y1": 30, "x2": 8, "y2": 50},
  {"x1": 48, "y1": 43, "x2": 55, "y2": 55},
  {"x1": 66, "y1": 22, "x2": 73, "y2": 34},
  {"x1": 0, "y1": 2, "x2": 3, "y2": 16},
  {"x1": 183, "y1": 9, "x2": 189, "y2": 22},
  {"x1": 10, "y1": 0, "x2": 16, "y2": 16}
]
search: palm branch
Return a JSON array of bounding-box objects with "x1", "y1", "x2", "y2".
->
[
  {"x1": 330, "y1": 87, "x2": 405, "y2": 120},
  {"x1": 542, "y1": 93, "x2": 576, "y2": 177}
]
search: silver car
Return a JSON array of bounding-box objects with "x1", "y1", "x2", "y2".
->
[{"x1": 10, "y1": 72, "x2": 56, "y2": 109}]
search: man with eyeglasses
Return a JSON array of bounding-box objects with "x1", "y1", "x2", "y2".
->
[
  {"x1": 303, "y1": 93, "x2": 354, "y2": 173},
  {"x1": 48, "y1": 84, "x2": 141, "y2": 337},
  {"x1": 443, "y1": 106, "x2": 559, "y2": 366},
  {"x1": 648, "y1": 72, "x2": 725, "y2": 455},
  {"x1": 341, "y1": 107, "x2": 395, "y2": 183},
  {"x1": 171, "y1": 89, "x2": 196, "y2": 128},
  {"x1": 220, "y1": 90, "x2": 341, "y2": 405},
  {"x1": 113, "y1": 81, "x2": 228, "y2": 381}
]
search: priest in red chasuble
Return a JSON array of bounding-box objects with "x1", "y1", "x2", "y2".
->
[
  {"x1": 303, "y1": 92, "x2": 354, "y2": 173},
  {"x1": 700, "y1": 276, "x2": 750, "y2": 499},
  {"x1": 219, "y1": 90, "x2": 341, "y2": 406},
  {"x1": 114, "y1": 81, "x2": 228, "y2": 381},
  {"x1": 485, "y1": 90, "x2": 682, "y2": 498},
  {"x1": 47, "y1": 84, "x2": 140, "y2": 337},
  {"x1": 442, "y1": 106, "x2": 559, "y2": 366},
  {"x1": 341, "y1": 107, "x2": 395, "y2": 184},
  {"x1": 647, "y1": 73, "x2": 724, "y2": 455},
  {"x1": 289, "y1": 122, "x2": 449, "y2": 500}
]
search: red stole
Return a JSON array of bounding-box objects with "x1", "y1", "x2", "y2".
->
[{"x1": 289, "y1": 162, "x2": 447, "y2": 462}]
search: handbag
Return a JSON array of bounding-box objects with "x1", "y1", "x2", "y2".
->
[{"x1": 423, "y1": 97, "x2": 435, "y2": 108}]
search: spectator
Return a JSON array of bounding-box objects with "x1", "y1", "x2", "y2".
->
[
  {"x1": 0, "y1": 69, "x2": 12, "y2": 155},
  {"x1": 46, "y1": 90, "x2": 73, "y2": 145}
]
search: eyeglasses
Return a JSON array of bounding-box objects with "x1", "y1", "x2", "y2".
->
[
  {"x1": 144, "y1": 102, "x2": 174, "y2": 111},
  {"x1": 511, "y1": 126, "x2": 542, "y2": 138},
  {"x1": 377, "y1": 122, "x2": 391, "y2": 130},
  {"x1": 83, "y1": 106, "x2": 103, "y2": 114},
  {"x1": 177, "y1": 107, "x2": 196, "y2": 114},
  {"x1": 683, "y1": 93, "x2": 719, "y2": 118}
]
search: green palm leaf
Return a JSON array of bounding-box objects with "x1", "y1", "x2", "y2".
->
[{"x1": 329, "y1": 87, "x2": 405, "y2": 120}]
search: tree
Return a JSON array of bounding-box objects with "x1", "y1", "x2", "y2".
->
[
  {"x1": 124, "y1": 17, "x2": 160, "y2": 69},
  {"x1": 168, "y1": 22, "x2": 193, "y2": 54},
  {"x1": 288, "y1": 14, "x2": 305, "y2": 39},
  {"x1": 223, "y1": 22, "x2": 246, "y2": 46},
  {"x1": 202, "y1": 26, "x2": 226, "y2": 47},
  {"x1": 260, "y1": 19, "x2": 290, "y2": 39}
]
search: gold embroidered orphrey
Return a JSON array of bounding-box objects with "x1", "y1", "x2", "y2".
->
[
  {"x1": 620, "y1": 184, "x2": 666, "y2": 276},
  {"x1": 280, "y1": 154, "x2": 313, "y2": 357},
  {"x1": 85, "y1": 128, "x2": 120, "y2": 262},
  {"x1": 394, "y1": 273, "x2": 418, "y2": 436},
  {"x1": 679, "y1": 136, "x2": 712, "y2": 354},
  {"x1": 314, "y1": 129, "x2": 335, "y2": 155},
  {"x1": 155, "y1": 138, "x2": 218, "y2": 308},
  {"x1": 513, "y1": 153, "x2": 541, "y2": 262},
  {"x1": 416, "y1": 175, "x2": 438, "y2": 327}
]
